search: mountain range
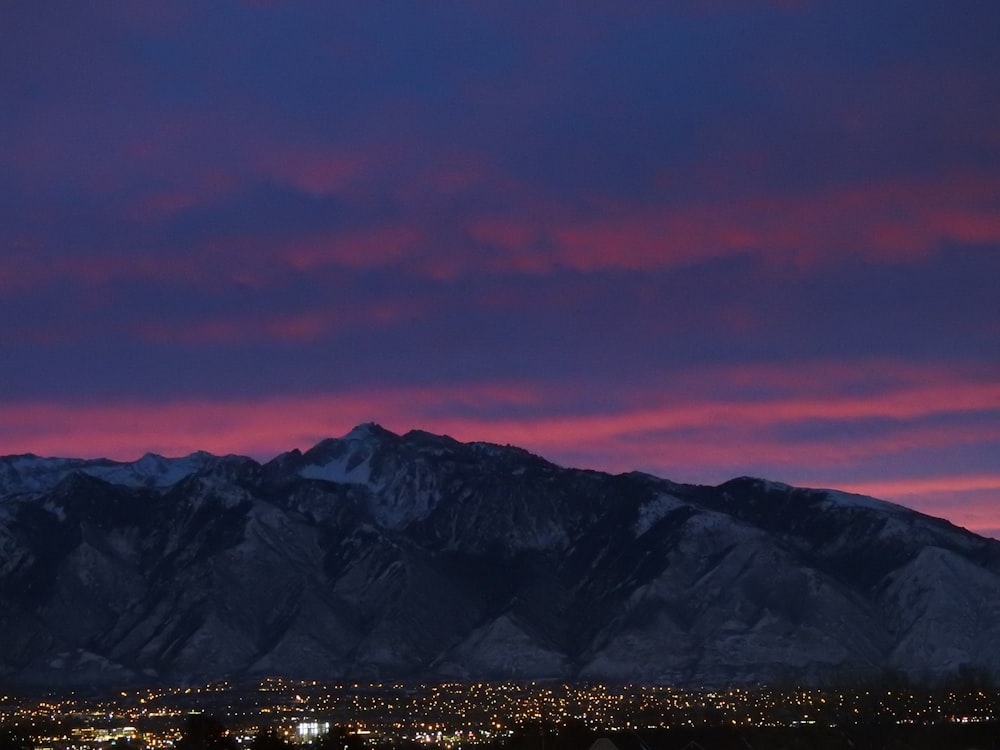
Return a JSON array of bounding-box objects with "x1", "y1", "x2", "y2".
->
[{"x1": 1, "y1": 423, "x2": 999, "y2": 689}]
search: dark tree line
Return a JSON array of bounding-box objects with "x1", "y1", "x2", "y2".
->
[
  {"x1": 174, "y1": 715, "x2": 302, "y2": 750},
  {"x1": 174, "y1": 714, "x2": 237, "y2": 750},
  {"x1": 0, "y1": 727, "x2": 32, "y2": 750}
]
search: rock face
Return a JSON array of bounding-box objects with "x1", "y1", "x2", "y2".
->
[{"x1": 1, "y1": 423, "x2": 999, "y2": 688}]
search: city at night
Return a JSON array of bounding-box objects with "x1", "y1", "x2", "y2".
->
[{"x1": 2, "y1": 2, "x2": 998, "y2": 750}]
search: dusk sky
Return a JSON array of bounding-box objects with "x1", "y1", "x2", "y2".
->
[{"x1": 2, "y1": 2, "x2": 998, "y2": 536}]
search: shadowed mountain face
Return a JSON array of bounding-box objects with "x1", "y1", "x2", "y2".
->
[{"x1": 1, "y1": 423, "x2": 999, "y2": 688}]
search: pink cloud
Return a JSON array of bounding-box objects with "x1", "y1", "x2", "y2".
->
[
  {"x1": 248, "y1": 136, "x2": 411, "y2": 200},
  {"x1": 424, "y1": 376, "x2": 999, "y2": 448},
  {"x1": 416, "y1": 149, "x2": 495, "y2": 195},
  {"x1": 5, "y1": 357, "x2": 993, "y2": 457},
  {"x1": 127, "y1": 169, "x2": 241, "y2": 221},
  {"x1": 557, "y1": 420, "x2": 1000, "y2": 478},
  {"x1": 839, "y1": 474, "x2": 1000, "y2": 498},
  {"x1": 0, "y1": 247, "x2": 208, "y2": 299},
  {"x1": 283, "y1": 224, "x2": 424, "y2": 271},
  {"x1": 137, "y1": 318, "x2": 253, "y2": 346},
  {"x1": 133, "y1": 298, "x2": 419, "y2": 346},
  {"x1": 470, "y1": 171, "x2": 1000, "y2": 274},
  {"x1": 2, "y1": 359, "x2": 996, "y2": 532},
  {"x1": 12, "y1": 150, "x2": 994, "y2": 301},
  {"x1": 0, "y1": 387, "x2": 543, "y2": 461},
  {"x1": 6, "y1": 28, "x2": 998, "y2": 299},
  {"x1": 836, "y1": 479, "x2": 1000, "y2": 539},
  {"x1": 257, "y1": 146, "x2": 368, "y2": 196}
]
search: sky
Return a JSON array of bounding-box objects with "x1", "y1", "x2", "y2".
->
[{"x1": 1, "y1": 1, "x2": 998, "y2": 537}]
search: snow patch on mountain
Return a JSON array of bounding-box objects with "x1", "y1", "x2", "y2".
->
[
  {"x1": 437, "y1": 614, "x2": 571, "y2": 679},
  {"x1": 742, "y1": 477, "x2": 794, "y2": 493},
  {"x1": 299, "y1": 455, "x2": 373, "y2": 484},
  {"x1": 634, "y1": 493, "x2": 685, "y2": 537},
  {"x1": 83, "y1": 452, "x2": 212, "y2": 488},
  {"x1": 0, "y1": 455, "x2": 84, "y2": 496},
  {"x1": 820, "y1": 489, "x2": 903, "y2": 513},
  {"x1": 42, "y1": 500, "x2": 67, "y2": 521},
  {"x1": 881, "y1": 546, "x2": 1000, "y2": 676},
  {"x1": 0, "y1": 452, "x2": 214, "y2": 498},
  {"x1": 344, "y1": 423, "x2": 392, "y2": 442}
]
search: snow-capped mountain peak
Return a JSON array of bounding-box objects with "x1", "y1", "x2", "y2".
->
[
  {"x1": 0, "y1": 450, "x2": 220, "y2": 497},
  {"x1": 343, "y1": 422, "x2": 396, "y2": 442}
]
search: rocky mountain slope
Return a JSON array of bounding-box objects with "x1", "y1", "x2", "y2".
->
[{"x1": 1, "y1": 423, "x2": 998, "y2": 688}]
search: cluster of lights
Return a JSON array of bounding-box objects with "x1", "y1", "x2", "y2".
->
[{"x1": 2, "y1": 681, "x2": 997, "y2": 749}]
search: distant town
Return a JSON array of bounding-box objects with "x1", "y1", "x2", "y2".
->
[{"x1": 2, "y1": 679, "x2": 999, "y2": 750}]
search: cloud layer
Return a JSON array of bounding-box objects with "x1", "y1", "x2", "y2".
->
[{"x1": 2, "y1": 1, "x2": 998, "y2": 535}]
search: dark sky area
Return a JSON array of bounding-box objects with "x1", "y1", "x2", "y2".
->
[{"x1": 1, "y1": 1, "x2": 998, "y2": 535}]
